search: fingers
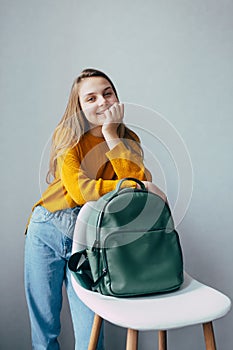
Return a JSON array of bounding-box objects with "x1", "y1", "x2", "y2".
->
[
  {"x1": 102, "y1": 102, "x2": 124, "y2": 136},
  {"x1": 104, "y1": 102, "x2": 124, "y2": 122}
]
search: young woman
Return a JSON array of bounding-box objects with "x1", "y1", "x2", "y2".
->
[{"x1": 24, "y1": 68, "x2": 165, "y2": 350}]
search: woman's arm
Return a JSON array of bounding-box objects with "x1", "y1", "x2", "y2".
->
[
  {"x1": 105, "y1": 141, "x2": 152, "y2": 181},
  {"x1": 57, "y1": 140, "x2": 151, "y2": 205},
  {"x1": 101, "y1": 102, "x2": 152, "y2": 180}
]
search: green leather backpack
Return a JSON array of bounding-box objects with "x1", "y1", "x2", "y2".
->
[{"x1": 68, "y1": 178, "x2": 183, "y2": 297}]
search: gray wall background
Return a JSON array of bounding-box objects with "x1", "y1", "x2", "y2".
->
[{"x1": 1, "y1": 0, "x2": 232, "y2": 349}]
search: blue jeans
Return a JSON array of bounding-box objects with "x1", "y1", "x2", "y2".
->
[{"x1": 24, "y1": 205, "x2": 104, "y2": 350}]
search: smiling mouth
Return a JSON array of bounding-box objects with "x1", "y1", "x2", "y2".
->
[{"x1": 96, "y1": 108, "x2": 109, "y2": 115}]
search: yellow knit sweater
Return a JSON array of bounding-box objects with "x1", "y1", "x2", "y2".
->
[{"x1": 32, "y1": 131, "x2": 152, "y2": 212}]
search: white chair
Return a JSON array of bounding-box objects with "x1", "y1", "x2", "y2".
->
[
  {"x1": 71, "y1": 272, "x2": 231, "y2": 350},
  {"x1": 71, "y1": 204, "x2": 231, "y2": 350}
]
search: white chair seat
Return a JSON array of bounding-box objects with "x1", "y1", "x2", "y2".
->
[{"x1": 71, "y1": 272, "x2": 231, "y2": 331}]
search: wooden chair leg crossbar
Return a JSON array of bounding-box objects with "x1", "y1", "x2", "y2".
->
[{"x1": 88, "y1": 315, "x2": 217, "y2": 350}]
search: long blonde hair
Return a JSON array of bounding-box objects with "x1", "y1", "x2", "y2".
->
[{"x1": 46, "y1": 68, "x2": 143, "y2": 183}]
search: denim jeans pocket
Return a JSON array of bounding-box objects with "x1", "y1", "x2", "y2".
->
[
  {"x1": 30, "y1": 205, "x2": 53, "y2": 223},
  {"x1": 51, "y1": 207, "x2": 81, "y2": 239}
]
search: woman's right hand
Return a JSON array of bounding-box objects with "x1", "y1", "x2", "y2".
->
[{"x1": 102, "y1": 102, "x2": 124, "y2": 136}]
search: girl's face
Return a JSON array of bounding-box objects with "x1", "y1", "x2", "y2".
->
[{"x1": 78, "y1": 77, "x2": 118, "y2": 129}]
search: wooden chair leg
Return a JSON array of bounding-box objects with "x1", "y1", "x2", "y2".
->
[
  {"x1": 158, "y1": 330, "x2": 167, "y2": 350},
  {"x1": 126, "y1": 328, "x2": 138, "y2": 350},
  {"x1": 88, "y1": 314, "x2": 103, "y2": 350},
  {"x1": 203, "y1": 322, "x2": 217, "y2": 350}
]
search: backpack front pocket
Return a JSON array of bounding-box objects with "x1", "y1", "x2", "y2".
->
[{"x1": 102, "y1": 229, "x2": 183, "y2": 297}]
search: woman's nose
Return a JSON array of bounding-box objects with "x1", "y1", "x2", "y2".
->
[{"x1": 98, "y1": 95, "x2": 107, "y2": 106}]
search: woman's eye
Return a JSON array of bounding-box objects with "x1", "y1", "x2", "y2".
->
[
  {"x1": 104, "y1": 92, "x2": 112, "y2": 97},
  {"x1": 87, "y1": 97, "x2": 95, "y2": 102}
]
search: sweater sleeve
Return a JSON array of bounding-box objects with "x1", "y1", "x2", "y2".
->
[
  {"x1": 57, "y1": 147, "x2": 138, "y2": 205},
  {"x1": 106, "y1": 141, "x2": 152, "y2": 181}
]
